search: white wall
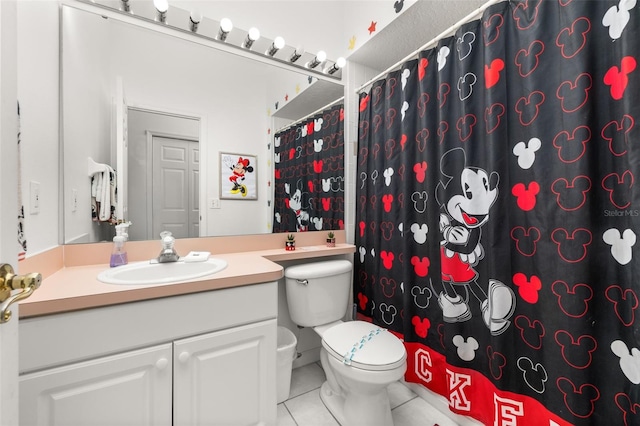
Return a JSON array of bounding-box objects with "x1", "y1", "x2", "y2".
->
[{"x1": 17, "y1": 1, "x2": 59, "y2": 255}]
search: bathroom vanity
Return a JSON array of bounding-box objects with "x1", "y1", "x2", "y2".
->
[
  {"x1": 17, "y1": 233, "x2": 355, "y2": 426},
  {"x1": 19, "y1": 282, "x2": 277, "y2": 425}
]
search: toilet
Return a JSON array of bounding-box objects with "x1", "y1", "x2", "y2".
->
[{"x1": 285, "y1": 260, "x2": 407, "y2": 426}]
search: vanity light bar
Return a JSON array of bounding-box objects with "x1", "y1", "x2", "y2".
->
[{"x1": 77, "y1": 0, "x2": 343, "y2": 80}]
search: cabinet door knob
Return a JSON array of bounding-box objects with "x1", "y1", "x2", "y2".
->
[
  {"x1": 155, "y1": 358, "x2": 169, "y2": 370},
  {"x1": 178, "y1": 351, "x2": 190, "y2": 363}
]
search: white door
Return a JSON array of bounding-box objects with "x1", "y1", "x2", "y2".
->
[
  {"x1": 0, "y1": 1, "x2": 20, "y2": 423},
  {"x1": 151, "y1": 136, "x2": 199, "y2": 239}
]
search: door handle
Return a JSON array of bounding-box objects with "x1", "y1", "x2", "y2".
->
[{"x1": 0, "y1": 263, "x2": 42, "y2": 324}]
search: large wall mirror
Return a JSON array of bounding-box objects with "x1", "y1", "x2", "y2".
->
[{"x1": 61, "y1": 3, "x2": 344, "y2": 244}]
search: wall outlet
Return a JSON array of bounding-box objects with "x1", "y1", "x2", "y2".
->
[
  {"x1": 30, "y1": 181, "x2": 41, "y2": 215},
  {"x1": 209, "y1": 198, "x2": 221, "y2": 209}
]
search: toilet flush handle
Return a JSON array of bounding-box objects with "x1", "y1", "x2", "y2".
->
[{"x1": 296, "y1": 279, "x2": 309, "y2": 286}]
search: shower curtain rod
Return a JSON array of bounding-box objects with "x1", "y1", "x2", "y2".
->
[
  {"x1": 275, "y1": 95, "x2": 345, "y2": 134},
  {"x1": 355, "y1": 0, "x2": 506, "y2": 94}
]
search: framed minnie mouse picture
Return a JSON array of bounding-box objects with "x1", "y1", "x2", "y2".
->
[{"x1": 220, "y1": 152, "x2": 258, "y2": 200}]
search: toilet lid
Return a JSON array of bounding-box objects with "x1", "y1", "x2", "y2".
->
[{"x1": 322, "y1": 321, "x2": 406, "y2": 371}]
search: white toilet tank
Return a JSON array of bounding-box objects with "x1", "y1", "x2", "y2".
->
[{"x1": 285, "y1": 260, "x2": 353, "y2": 327}]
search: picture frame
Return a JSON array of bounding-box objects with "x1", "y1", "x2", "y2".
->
[{"x1": 219, "y1": 152, "x2": 258, "y2": 200}]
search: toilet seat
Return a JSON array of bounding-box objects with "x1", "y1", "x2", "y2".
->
[{"x1": 321, "y1": 321, "x2": 406, "y2": 371}]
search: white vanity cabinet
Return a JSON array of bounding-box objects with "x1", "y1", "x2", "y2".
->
[{"x1": 18, "y1": 281, "x2": 277, "y2": 426}]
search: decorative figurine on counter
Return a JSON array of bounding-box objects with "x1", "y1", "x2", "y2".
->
[{"x1": 285, "y1": 234, "x2": 296, "y2": 251}]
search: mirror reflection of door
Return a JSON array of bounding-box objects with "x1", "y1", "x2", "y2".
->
[
  {"x1": 151, "y1": 136, "x2": 199, "y2": 239},
  {"x1": 127, "y1": 108, "x2": 200, "y2": 241}
]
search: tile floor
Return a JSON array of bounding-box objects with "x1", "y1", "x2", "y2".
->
[{"x1": 277, "y1": 362, "x2": 468, "y2": 426}]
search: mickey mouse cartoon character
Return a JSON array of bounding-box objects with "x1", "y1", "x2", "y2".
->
[
  {"x1": 228, "y1": 157, "x2": 254, "y2": 197},
  {"x1": 434, "y1": 148, "x2": 515, "y2": 335},
  {"x1": 285, "y1": 181, "x2": 310, "y2": 232}
]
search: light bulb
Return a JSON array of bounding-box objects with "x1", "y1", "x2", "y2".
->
[
  {"x1": 244, "y1": 27, "x2": 260, "y2": 49},
  {"x1": 266, "y1": 36, "x2": 285, "y2": 56},
  {"x1": 153, "y1": 0, "x2": 168, "y2": 22},
  {"x1": 218, "y1": 18, "x2": 233, "y2": 41},
  {"x1": 307, "y1": 50, "x2": 327, "y2": 69},
  {"x1": 289, "y1": 45, "x2": 305, "y2": 63},
  {"x1": 327, "y1": 57, "x2": 346, "y2": 75},
  {"x1": 189, "y1": 10, "x2": 202, "y2": 32}
]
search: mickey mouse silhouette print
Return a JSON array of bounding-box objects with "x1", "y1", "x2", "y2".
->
[{"x1": 434, "y1": 148, "x2": 516, "y2": 335}]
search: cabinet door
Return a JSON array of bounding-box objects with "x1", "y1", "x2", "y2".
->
[
  {"x1": 20, "y1": 343, "x2": 172, "y2": 426},
  {"x1": 173, "y1": 319, "x2": 277, "y2": 426}
]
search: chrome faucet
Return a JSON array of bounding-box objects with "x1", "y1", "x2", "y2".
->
[{"x1": 157, "y1": 231, "x2": 180, "y2": 263}]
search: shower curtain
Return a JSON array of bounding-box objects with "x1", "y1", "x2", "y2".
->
[
  {"x1": 355, "y1": 1, "x2": 639, "y2": 425},
  {"x1": 273, "y1": 103, "x2": 345, "y2": 233}
]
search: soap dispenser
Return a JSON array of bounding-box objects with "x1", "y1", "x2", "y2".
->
[{"x1": 110, "y1": 222, "x2": 131, "y2": 267}]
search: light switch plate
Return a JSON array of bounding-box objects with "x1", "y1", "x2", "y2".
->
[
  {"x1": 30, "y1": 181, "x2": 41, "y2": 215},
  {"x1": 209, "y1": 198, "x2": 221, "y2": 209}
]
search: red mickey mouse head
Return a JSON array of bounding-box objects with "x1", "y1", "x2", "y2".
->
[
  {"x1": 418, "y1": 58, "x2": 429, "y2": 81},
  {"x1": 456, "y1": 114, "x2": 476, "y2": 142},
  {"x1": 382, "y1": 194, "x2": 394, "y2": 212},
  {"x1": 604, "y1": 57, "x2": 637, "y2": 100},
  {"x1": 484, "y1": 58, "x2": 504, "y2": 88},
  {"x1": 437, "y1": 121, "x2": 448, "y2": 144},
  {"x1": 555, "y1": 17, "x2": 590, "y2": 59},
  {"x1": 512, "y1": 0, "x2": 541, "y2": 31},
  {"x1": 513, "y1": 273, "x2": 542, "y2": 304},
  {"x1": 380, "y1": 251, "x2": 395, "y2": 270},
  {"x1": 551, "y1": 176, "x2": 591, "y2": 211},
  {"x1": 411, "y1": 316, "x2": 430, "y2": 338},
  {"x1": 413, "y1": 162, "x2": 427, "y2": 183},
  {"x1": 510, "y1": 226, "x2": 540, "y2": 257},
  {"x1": 552, "y1": 280, "x2": 592, "y2": 318},
  {"x1": 410, "y1": 256, "x2": 430, "y2": 277},
  {"x1": 551, "y1": 228, "x2": 592, "y2": 263},
  {"x1": 602, "y1": 170, "x2": 635, "y2": 209},
  {"x1": 487, "y1": 346, "x2": 507, "y2": 380},
  {"x1": 605, "y1": 285, "x2": 639, "y2": 327},
  {"x1": 379, "y1": 277, "x2": 397, "y2": 298},
  {"x1": 554, "y1": 330, "x2": 597, "y2": 369},
  {"x1": 359, "y1": 94, "x2": 370, "y2": 112},
  {"x1": 485, "y1": 103, "x2": 505, "y2": 134},
  {"x1": 357, "y1": 292, "x2": 368, "y2": 311},
  {"x1": 511, "y1": 181, "x2": 540, "y2": 211},
  {"x1": 515, "y1": 40, "x2": 544, "y2": 78},
  {"x1": 557, "y1": 377, "x2": 600, "y2": 418},
  {"x1": 553, "y1": 125, "x2": 591, "y2": 163},
  {"x1": 483, "y1": 13, "x2": 504, "y2": 46},
  {"x1": 556, "y1": 73, "x2": 592, "y2": 113},
  {"x1": 515, "y1": 315, "x2": 545, "y2": 350},
  {"x1": 515, "y1": 91, "x2": 545, "y2": 126},
  {"x1": 438, "y1": 83, "x2": 450, "y2": 108},
  {"x1": 601, "y1": 115, "x2": 634, "y2": 157}
]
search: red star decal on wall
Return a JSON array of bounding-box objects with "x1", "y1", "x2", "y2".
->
[{"x1": 368, "y1": 21, "x2": 377, "y2": 35}]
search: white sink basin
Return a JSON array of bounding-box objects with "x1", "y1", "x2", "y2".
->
[{"x1": 97, "y1": 258, "x2": 228, "y2": 285}]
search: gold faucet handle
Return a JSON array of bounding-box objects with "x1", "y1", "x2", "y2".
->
[{"x1": 0, "y1": 264, "x2": 42, "y2": 324}]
